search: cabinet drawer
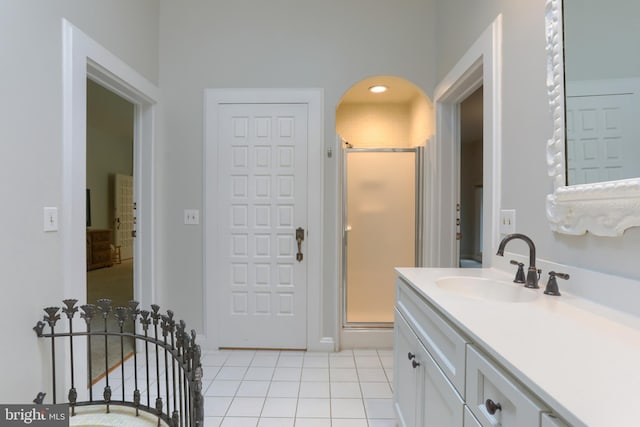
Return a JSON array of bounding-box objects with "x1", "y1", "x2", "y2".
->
[
  {"x1": 541, "y1": 413, "x2": 568, "y2": 427},
  {"x1": 396, "y1": 277, "x2": 468, "y2": 396},
  {"x1": 466, "y1": 345, "x2": 544, "y2": 427}
]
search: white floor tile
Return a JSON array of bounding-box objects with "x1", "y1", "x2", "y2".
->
[
  {"x1": 294, "y1": 418, "x2": 331, "y2": 426},
  {"x1": 330, "y1": 382, "x2": 361, "y2": 398},
  {"x1": 216, "y1": 366, "x2": 248, "y2": 381},
  {"x1": 267, "y1": 381, "x2": 300, "y2": 398},
  {"x1": 368, "y1": 419, "x2": 397, "y2": 427},
  {"x1": 360, "y1": 382, "x2": 392, "y2": 398},
  {"x1": 301, "y1": 368, "x2": 329, "y2": 382},
  {"x1": 298, "y1": 381, "x2": 330, "y2": 398},
  {"x1": 225, "y1": 351, "x2": 256, "y2": 367},
  {"x1": 354, "y1": 356, "x2": 382, "y2": 369},
  {"x1": 236, "y1": 381, "x2": 271, "y2": 397},
  {"x1": 272, "y1": 367, "x2": 302, "y2": 381},
  {"x1": 206, "y1": 380, "x2": 241, "y2": 397},
  {"x1": 329, "y1": 368, "x2": 359, "y2": 382},
  {"x1": 296, "y1": 398, "x2": 331, "y2": 418},
  {"x1": 277, "y1": 355, "x2": 304, "y2": 368},
  {"x1": 331, "y1": 419, "x2": 369, "y2": 427},
  {"x1": 260, "y1": 397, "x2": 298, "y2": 418},
  {"x1": 329, "y1": 358, "x2": 356, "y2": 369},
  {"x1": 356, "y1": 368, "x2": 388, "y2": 382},
  {"x1": 226, "y1": 397, "x2": 265, "y2": 417},
  {"x1": 257, "y1": 417, "x2": 295, "y2": 427},
  {"x1": 220, "y1": 417, "x2": 259, "y2": 427},
  {"x1": 244, "y1": 367, "x2": 275, "y2": 381},
  {"x1": 204, "y1": 396, "x2": 233, "y2": 417},
  {"x1": 204, "y1": 416, "x2": 223, "y2": 427},
  {"x1": 251, "y1": 353, "x2": 280, "y2": 367},
  {"x1": 331, "y1": 398, "x2": 366, "y2": 418}
]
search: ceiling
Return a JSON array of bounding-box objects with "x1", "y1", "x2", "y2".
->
[{"x1": 339, "y1": 75, "x2": 424, "y2": 104}]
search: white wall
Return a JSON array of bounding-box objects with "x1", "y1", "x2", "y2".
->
[
  {"x1": 336, "y1": 103, "x2": 413, "y2": 148},
  {"x1": 434, "y1": 0, "x2": 640, "y2": 280},
  {"x1": 87, "y1": 80, "x2": 134, "y2": 230},
  {"x1": 0, "y1": 0, "x2": 158, "y2": 404},
  {"x1": 157, "y1": 0, "x2": 437, "y2": 334}
]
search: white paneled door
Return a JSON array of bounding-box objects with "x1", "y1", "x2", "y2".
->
[
  {"x1": 114, "y1": 174, "x2": 134, "y2": 260},
  {"x1": 216, "y1": 103, "x2": 308, "y2": 349}
]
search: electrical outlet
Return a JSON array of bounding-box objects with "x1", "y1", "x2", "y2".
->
[
  {"x1": 500, "y1": 209, "x2": 516, "y2": 235},
  {"x1": 44, "y1": 207, "x2": 58, "y2": 232},
  {"x1": 184, "y1": 209, "x2": 200, "y2": 225}
]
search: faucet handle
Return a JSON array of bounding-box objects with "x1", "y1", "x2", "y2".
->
[
  {"x1": 509, "y1": 260, "x2": 526, "y2": 284},
  {"x1": 544, "y1": 271, "x2": 569, "y2": 296}
]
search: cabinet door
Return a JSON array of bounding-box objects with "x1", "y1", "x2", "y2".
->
[
  {"x1": 394, "y1": 310, "x2": 419, "y2": 427},
  {"x1": 466, "y1": 345, "x2": 544, "y2": 427},
  {"x1": 417, "y1": 344, "x2": 464, "y2": 426},
  {"x1": 464, "y1": 406, "x2": 483, "y2": 427}
]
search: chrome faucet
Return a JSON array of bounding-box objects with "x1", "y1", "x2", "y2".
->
[{"x1": 496, "y1": 233, "x2": 540, "y2": 289}]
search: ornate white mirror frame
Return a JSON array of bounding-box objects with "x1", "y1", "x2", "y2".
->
[{"x1": 545, "y1": 0, "x2": 640, "y2": 236}]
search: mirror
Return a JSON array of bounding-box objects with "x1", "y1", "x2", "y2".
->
[
  {"x1": 563, "y1": 0, "x2": 640, "y2": 185},
  {"x1": 545, "y1": 0, "x2": 640, "y2": 236}
]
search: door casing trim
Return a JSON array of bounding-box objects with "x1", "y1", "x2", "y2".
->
[
  {"x1": 62, "y1": 19, "x2": 158, "y2": 397},
  {"x1": 203, "y1": 88, "x2": 331, "y2": 351},
  {"x1": 430, "y1": 14, "x2": 502, "y2": 267}
]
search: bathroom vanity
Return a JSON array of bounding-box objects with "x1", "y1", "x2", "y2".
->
[{"x1": 393, "y1": 267, "x2": 640, "y2": 427}]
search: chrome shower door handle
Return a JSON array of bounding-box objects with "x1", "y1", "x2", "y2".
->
[{"x1": 296, "y1": 227, "x2": 305, "y2": 262}]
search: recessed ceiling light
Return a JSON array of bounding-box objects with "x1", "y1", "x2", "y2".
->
[{"x1": 369, "y1": 85, "x2": 388, "y2": 94}]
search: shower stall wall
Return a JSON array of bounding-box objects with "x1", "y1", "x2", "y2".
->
[{"x1": 343, "y1": 148, "x2": 423, "y2": 327}]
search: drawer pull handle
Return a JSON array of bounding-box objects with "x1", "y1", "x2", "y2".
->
[
  {"x1": 407, "y1": 352, "x2": 416, "y2": 360},
  {"x1": 411, "y1": 359, "x2": 420, "y2": 369},
  {"x1": 485, "y1": 399, "x2": 502, "y2": 415}
]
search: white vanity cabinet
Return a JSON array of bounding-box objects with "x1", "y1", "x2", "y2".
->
[
  {"x1": 394, "y1": 276, "x2": 562, "y2": 427},
  {"x1": 394, "y1": 309, "x2": 465, "y2": 426}
]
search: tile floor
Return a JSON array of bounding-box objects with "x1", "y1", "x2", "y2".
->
[
  {"x1": 90, "y1": 348, "x2": 396, "y2": 427},
  {"x1": 201, "y1": 348, "x2": 396, "y2": 427}
]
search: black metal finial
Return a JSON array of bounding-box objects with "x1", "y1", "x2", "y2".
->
[
  {"x1": 33, "y1": 392, "x2": 46, "y2": 405},
  {"x1": 150, "y1": 304, "x2": 161, "y2": 324},
  {"x1": 43, "y1": 307, "x2": 61, "y2": 328},
  {"x1": 96, "y1": 299, "x2": 112, "y2": 319},
  {"x1": 139, "y1": 310, "x2": 151, "y2": 331},
  {"x1": 62, "y1": 299, "x2": 79, "y2": 319},
  {"x1": 80, "y1": 304, "x2": 96, "y2": 326},
  {"x1": 115, "y1": 307, "x2": 128, "y2": 327},
  {"x1": 128, "y1": 300, "x2": 140, "y2": 319}
]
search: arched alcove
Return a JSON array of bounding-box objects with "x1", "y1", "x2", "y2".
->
[{"x1": 336, "y1": 75, "x2": 433, "y2": 148}]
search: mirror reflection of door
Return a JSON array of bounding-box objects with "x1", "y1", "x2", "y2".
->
[
  {"x1": 459, "y1": 86, "x2": 483, "y2": 268},
  {"x1": 86, "y1": 79, "x2": 135, "y2": 382}
]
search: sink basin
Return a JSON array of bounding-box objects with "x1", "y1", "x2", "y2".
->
[{"x1": 435, "y1": 276, "x2": 539, "y2": 303}]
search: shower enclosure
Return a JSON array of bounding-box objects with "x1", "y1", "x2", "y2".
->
[{"x1": 342, "y1": 147, "x2": 423, "y2": 327}]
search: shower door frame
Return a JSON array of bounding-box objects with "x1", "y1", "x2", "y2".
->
[{"x1": 341, "y1": 146, "x2": 424, "y2": 328}]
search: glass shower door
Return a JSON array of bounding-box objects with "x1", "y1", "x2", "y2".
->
[{"x1": 344, "y1": 149, "x2": 419, "y2": 325}]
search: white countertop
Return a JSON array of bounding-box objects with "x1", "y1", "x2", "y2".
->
[{"x1": 396, "y1": 267, "x2": 640, "y2": 427}]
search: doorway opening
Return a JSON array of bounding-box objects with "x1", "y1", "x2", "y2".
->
[
  {"x1": 459, "y1": 86, "x2": 484, "y2": 268},
  {"x1": 86, "y1": 79, "x2": 135, "y2": 382},
  {"x1": 336, "y1": 75, "x2": 432, "y2": 348},
  {"x1": 62, "y1": 19, "x2": 159, "y2": 399}
]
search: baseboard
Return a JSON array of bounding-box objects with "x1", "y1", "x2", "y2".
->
[{"x1": 340, "y1": 328, "x2": 394, "y2": 349}]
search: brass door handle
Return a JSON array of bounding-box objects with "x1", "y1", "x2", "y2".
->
[{"x1": 296, "y1": 227, "x2": 305, "y2": 262}]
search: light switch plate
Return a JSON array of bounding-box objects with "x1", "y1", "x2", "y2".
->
[
  {"x1": 184, "y1": 209, "x2": 200, "y2": 225},
  {"x1": 44, "y1": 207, "x2": 58, "y2": 232},
  {"x1": 500, "y1": 209, "x2": 516, "y2": 235}
]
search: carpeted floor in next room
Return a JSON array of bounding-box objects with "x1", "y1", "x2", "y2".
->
[{"x1": 87, "y1": 258, "x2": 135, "y2": 383}]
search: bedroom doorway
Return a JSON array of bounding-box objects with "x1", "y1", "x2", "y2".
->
[{"x1": 86, "y1": 79, "x2": 135, "y2": 382}]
